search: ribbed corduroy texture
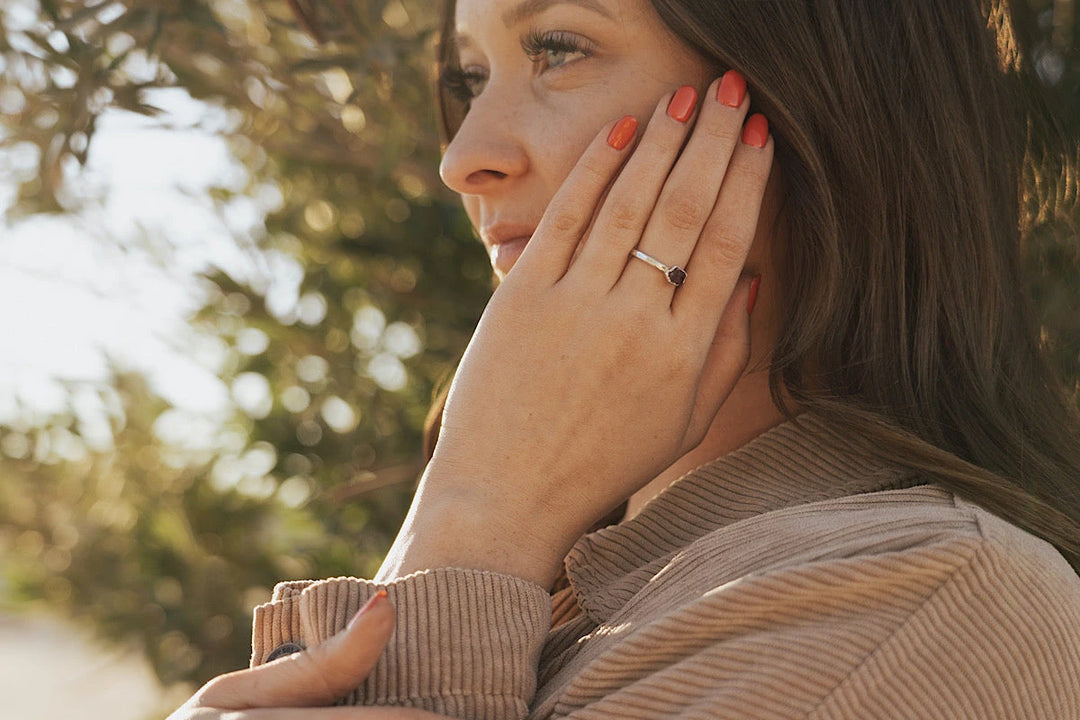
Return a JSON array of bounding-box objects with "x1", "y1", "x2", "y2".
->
[
  {"x1": 252, "y1": 567, "x2": 550, "y2": 717},
  {"x1": 252, "y1": 415, "x2": 1080, "y2": 719}
]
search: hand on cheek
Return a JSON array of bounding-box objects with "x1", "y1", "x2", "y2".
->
[{"x1": 380, "y1": 72, "x2": 774, "y2": 589}]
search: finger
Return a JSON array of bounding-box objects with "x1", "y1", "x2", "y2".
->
[
  {"x1": 684, "y1": 275, "x2": 756, "y2": 446},
  {"x1": 622, "y1": 73, "x2": 749, "y2": 300},
  {"x1": 511, "y1": 115, "x2": 639, "y2": 285},
  {"x1": 672, "y1": 114, "x2": 773, "y2": 322},
  {"x1": 194, "y1": 592, "x2": 395, "y2": 710},
  {"x1": 568, "y1": 86, "x2": 699, "y2": 290}
]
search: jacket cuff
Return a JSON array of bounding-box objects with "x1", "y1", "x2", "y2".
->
[{"x1": 251, "y1": 568, "x2": 551, "y2": 720}]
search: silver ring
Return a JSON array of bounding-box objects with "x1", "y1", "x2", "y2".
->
[{"x1": 629, "y1": 249, "x2": 687, "y2": 287}]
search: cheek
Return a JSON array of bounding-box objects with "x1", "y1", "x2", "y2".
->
[
  {"x1": 530, "y1": 111, "x2": 605, "y2": 191},
  {"x1": 530, "y1": 83, "x2": 647, "y2": 172}
]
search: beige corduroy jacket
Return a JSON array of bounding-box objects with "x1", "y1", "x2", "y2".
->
[{"x1": 251, "y1": 415, "x2": 1080, "y2": 719}]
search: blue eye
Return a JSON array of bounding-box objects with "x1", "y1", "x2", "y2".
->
[
  {"x1": 520, "y1": 30, "x2": 592, "y2": 72},
  {"x1": 543, "y1": 47, "x2": 576, "y2": 69},
  {"x1": 441, "y1": 30, "x2": 592, "y2": 105}
]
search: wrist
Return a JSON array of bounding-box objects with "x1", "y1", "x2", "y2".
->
[{"x1": 375, "y1": 474, "x2": 571, "y2": 588}]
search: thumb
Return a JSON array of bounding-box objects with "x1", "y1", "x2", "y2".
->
[{"x1": 195, "y1": 591, "x2": 395, "y2": 710}]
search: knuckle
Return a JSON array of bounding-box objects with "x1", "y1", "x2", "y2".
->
[
  {"x1": 744, "y1": 163, "x2": 771, "y2": 188},
  {"x1": 577, "y1": 154, "x2": 609, "y2": 184},
  {"x1": 651, "y1": 131, "x2": 684, "y2": 156},
  {"x1": 708, "y1": 227, "x2": 750, "y2": 265},
  {"x1": 731, "y1": 154, "x2": 771, "y2": 188},
  {"x1": 605, "y1": 199, "x2": 640, "y2": 232},
  {"x1": 548, "y1": 208, "x2": 581, "y2": 235},
  {"x1": 700, "y1": 115, "x2": 741, "y2": 144},
  {"x1": 638, "y1": 129, "x2": 681, "y2": 159},
  {"x1": 659, "y1": 193, "x2": 710, "y2": 232}
]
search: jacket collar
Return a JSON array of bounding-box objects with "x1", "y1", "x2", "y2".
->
[{"x1": 563, "y1": 413, "x2": 913, "y2": 624}]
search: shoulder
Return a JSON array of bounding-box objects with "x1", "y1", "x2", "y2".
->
[
  {"x1": 640, "y1": 487, "x2": 1080, "y2": 717},
  {"x1": 682, "y1": 483, "x2": 1079, "y2": 583},
  {"x1": 804, "y1": 490, "x2": 1080, "y2": 718},
  {"x1": 642, "y1": 486, "x2": 1003, "y2": 608},
  {"x1": 666, "y1": 485, "x2": 1080, "y2": 630}
]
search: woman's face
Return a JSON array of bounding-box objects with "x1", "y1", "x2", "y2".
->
[{"x1": 439, "y1": 0, "x2": 717, "y2": 279}]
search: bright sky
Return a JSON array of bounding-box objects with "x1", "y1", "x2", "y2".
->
[
  {"x1": 0, "y1": 82, "x2": 257, "y2": 719},
  {"x1": 0, "y1": 87, "x2": 285, "y2": 444}
]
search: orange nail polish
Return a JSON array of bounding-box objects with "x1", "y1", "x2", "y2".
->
[
  {"x1": 742, "y1": 114, "x2": 769, "y2": 148},
  {"x1": 348, "y1": 589, "x2": 388, "y2": 630},
  {"x1": 667, "y1": 86, "x2": 697, "y2": 123},
  {"x1": 717, "y1": 70, "x2": 747, "y2": 108},
  {"x1": 607, "y1": 115, "x2": 638, "y2": 150},
  {"x1": 747, "y1": 275, "x2": 762, "y2": 315}
]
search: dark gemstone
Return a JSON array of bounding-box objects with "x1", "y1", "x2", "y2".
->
[{"x1": 666, "y1": 266, "x2": 687, "y2": 286}]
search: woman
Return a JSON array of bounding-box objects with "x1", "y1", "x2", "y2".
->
[{"x1": 171, "y1": 0, "x2": 1080, "y2": 718}]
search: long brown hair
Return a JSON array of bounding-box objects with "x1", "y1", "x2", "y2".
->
[{"x1": 430, "y1": 0, "x2": 1080, "y2": 570}]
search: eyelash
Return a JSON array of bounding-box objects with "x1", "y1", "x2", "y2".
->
[
  {"x1": 520, "y1": 29, "x2": 592, "y2": 70},
  {"x1": 441, "y1": 30, "x2": 594, "y2": 104}
]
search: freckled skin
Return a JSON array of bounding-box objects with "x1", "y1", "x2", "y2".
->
[
  {"x1": 168, "y1": 3, "x2": 790, "y2": 718},
  {"x1": 439, "y1": 0, "x2": 786, "y2": 516}
]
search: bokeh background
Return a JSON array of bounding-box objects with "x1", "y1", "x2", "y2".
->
[{"x1": 0, "y1": 1, "x2": 1076, "y2": 718}]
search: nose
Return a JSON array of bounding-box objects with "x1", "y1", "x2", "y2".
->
[{"x1": 439, "y1": 90, "x2": 530, "y2": 196}]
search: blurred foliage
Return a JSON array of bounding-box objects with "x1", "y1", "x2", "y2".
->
[
  {"x1": 1012, "y1": 0, "x2": 1080, "y2": 394},
  {"x1": 0, "y1": 0, "x2": 491, "y2": 700},
  {"x1": 0, "y1": 0, "x2": 1077, "y2": 709}
]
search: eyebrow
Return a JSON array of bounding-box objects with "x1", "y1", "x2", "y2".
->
[
  {"x1": 501, "y1": 0, "x2": 613, "y2": 27},
  {"x1": 448, "y1": 0, "x2": 612, "y2": 54}
]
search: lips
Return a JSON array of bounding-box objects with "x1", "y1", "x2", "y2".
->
[
  {"x1": 488, "y1": 237, "x2": 529, "y2": 277},
  {"x1": 481, "y1": 223, "x2": 536, "y2": 278}
]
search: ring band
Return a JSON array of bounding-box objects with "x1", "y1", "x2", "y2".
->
[{"x1": 629, "y1": 249, "x2": 687, "y2": 287}]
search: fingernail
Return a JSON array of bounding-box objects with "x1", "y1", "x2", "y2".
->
[
  {"x1": 347, "y1": 589, "x2": 388, "y2": 630},
  {"x1": 717, "y1": 70, "x2": 747, "y2": 108},
  {"x1": 742, "y1": 114, "x2": 769, "y2": 148},
  {"x1": 747, "y1": 275, "x2": 762, "y2": 315},
  {"x1": 607, "y1": 115, "x2": 638, "y2": 150},
  {"x1": 667, "y1": 86, "x2": 697, "y2": 123}
]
